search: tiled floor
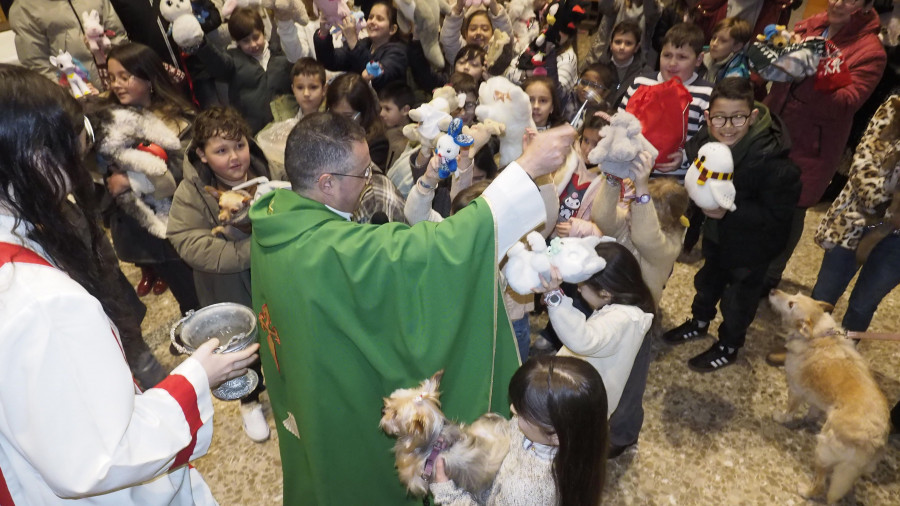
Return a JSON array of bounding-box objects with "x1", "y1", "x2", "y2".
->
[{"x1": 132, "y1": 202, "x2": 900, "y2": 505}]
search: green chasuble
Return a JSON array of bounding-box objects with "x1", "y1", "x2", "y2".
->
[{"x1": 249, "y1": 189, "x2": 521, "y2": 505}]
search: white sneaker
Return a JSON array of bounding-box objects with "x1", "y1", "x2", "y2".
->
[{"x1": 240, "y1": 401, "x2": 270, "y2": 443}]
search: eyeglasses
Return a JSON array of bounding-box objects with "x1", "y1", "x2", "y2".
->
[
  {"x1": 108, "y1": 72, "x2": 135, "y2": 84},
  {"x1": 577, "y1": 78, "x2": 606, "y2": 90},
  {"x1": 318, "y1": 162, "x2": 374, "y2": 182},
  {"x1": 709, "y1": 114, "x2": 749, "y2": 128}
]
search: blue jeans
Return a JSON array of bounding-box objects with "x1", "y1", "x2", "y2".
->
[
  {"x1": 811, "y1": 236, "x2": 900, "y2": 331},
  {"x1": 512, "y1": 316, "x2": 531, "y2": 362}
]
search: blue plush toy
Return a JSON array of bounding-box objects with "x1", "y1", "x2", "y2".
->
[
  {"x1": 434, "y1": 118, "x2": 475, "y2": 179},
  {"x1": 366, "y1": 61, "x2": 383, "y2": 78}
]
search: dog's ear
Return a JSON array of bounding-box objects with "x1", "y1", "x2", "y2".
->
[
  {"x1": 430, "y1": 370, "x2": 444, "y2": 386},
  {"x1": 816, "y1": 301, "x2": 835, "y2": 314},
  {"x1": 204, "y1": 185, "x2": 222, "y2": 200}
]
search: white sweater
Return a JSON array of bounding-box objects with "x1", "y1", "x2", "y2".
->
[{"x1": 551, "y1": 301, "x2": 653, "y2": 416}]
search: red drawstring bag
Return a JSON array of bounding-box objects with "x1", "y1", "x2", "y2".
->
[
  {"x1": 626, "y1": 77, "x2": 693, "y2": 166},
  {"x1": 814, "y1": 40, "x2": 852, "y2": 93}
]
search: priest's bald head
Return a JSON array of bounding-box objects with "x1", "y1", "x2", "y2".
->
[{"x1": 285, "y1": 112, "x2": 373, "y2": 213}]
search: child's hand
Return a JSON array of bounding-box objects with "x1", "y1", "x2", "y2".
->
[
  {"x1": 533, "y1": 266, "x2": 562, "y2": 293},
  {"x1": 106, "y1": 172, "x2": 132, "y2": 198},
  {"x1": 654, "y1": 150, "x2": 683, "y2": 173},
  {"x1": 434, "y1": 456, "x2": 449, "y2": 483},
  {"x1": 340, "y1": 15, "x2": 359, "y2": 47},
  {"x1": 702, "y1": 206, "x2": 727, "y2": 219},
  {"x1": 423, "y1": 155, "x2": 442, "y2": 185},
  {"x1": 632, "y1": 150, "x2": 653, "y2": 194},
  {"x1": 558, "y1": 218, "x2": 602, "y2": 238},
  {"x1": 191, "y1": 338, "x2": 260, "y2": 389}
]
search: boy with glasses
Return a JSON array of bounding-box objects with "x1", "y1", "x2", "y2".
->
[{"x1": 662, "y1": 77, "x2": 801, "y2": 372}]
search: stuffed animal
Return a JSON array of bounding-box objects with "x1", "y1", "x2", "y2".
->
[
  {"x1": 50, "y1": 50, "x2": 92, "y2": 99},
  {"x1": 516, "y1": 0, "x2": 585, "y2": 72},
  {"x1": 314, "y1": 0, "x2": 353, "y2": 29},
  {"x1": 366, "y1": 60, "x2": 383, "y2": 78},
  {"x1": 160, "y1": 0, "x2": 205, "y2": 48},
  {"x1": 684, "y1": 142, "x2": 737, "y2": 212},
  {"x1": 757, "y1": 24, "x2": 790, "y2": 49},
  {"x1": 88, "y1": 106, "x2": 184, "y2": 238},
  {"x1": 504, "y1": 231, "x2": 608, "y2": 295},
  {"x1": 506, "y1": 0, "x2": 537, "y2": 54},
  {"x1": 434, "y1": 118, "x2": 475, "y2": 178},
  {"x1": 403, "y1": 86, "x2": 464, "y2": 144},
  {"x1": 484, "y1": 28, "x2": 510, "y2": 70},
  {"x1": 223, "y1": 0, "x2": 309, "y2": 25},
  {"x1": 82, "y1": 10, "x2": 113, "y2": 58},
  {"x1": 587, "y1": 111, "x2": 658, "y2": 180},
  {"x1": 395, "y1": 0, "x2": 450, "y2": 69},
  {"x1": 474, "y1": 76, "x2": 536, "y2": 166}
]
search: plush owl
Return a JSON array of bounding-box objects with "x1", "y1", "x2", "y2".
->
[{"x1": 684, "y1": 142, "x2": 737, "y2": 212}]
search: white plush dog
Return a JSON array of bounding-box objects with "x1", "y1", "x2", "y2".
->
[
  {"x1": 403, "y1": 86, "x2": 464, "y2": 144},
  {"x1": 684, "y1": 142, "x2": 737, "y2": 212},
  {"x1": 504, "y1": 231, "x2": 609, "y2": 295},
  {"x1": 475, "y1": 77, "x2": 536, "y2": 166}
]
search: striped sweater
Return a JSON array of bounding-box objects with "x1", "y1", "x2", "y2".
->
[{"x1": 619, "y1": 71, "x2": 712, "y2": 180}]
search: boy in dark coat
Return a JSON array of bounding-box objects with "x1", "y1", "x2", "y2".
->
[{"x1": 662, "y1": 77, "x2": 801, "y2": 372}]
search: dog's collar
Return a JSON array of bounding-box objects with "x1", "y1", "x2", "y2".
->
[{"x1": 421, "y1": 435, "x2": 448, "y2": 482}]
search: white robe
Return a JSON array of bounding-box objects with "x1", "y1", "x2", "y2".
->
[{"x1": 0, "y1": 215, "x2": 217, "y2": 505}]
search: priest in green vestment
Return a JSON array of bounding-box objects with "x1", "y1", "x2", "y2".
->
[{"x1": 250, "y1": 112, "x2": 575, "y2": 505}]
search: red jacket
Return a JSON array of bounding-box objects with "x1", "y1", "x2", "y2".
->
[{"x1": 764, "y1": 8, "x2": 885, "y2": 207}]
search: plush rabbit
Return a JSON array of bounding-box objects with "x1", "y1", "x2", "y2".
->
[{"x1": 82, "y1": 10, "x2": 113, "y2": 58}]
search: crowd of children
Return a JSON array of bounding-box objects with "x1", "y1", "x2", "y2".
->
[{"x1": 6, "y1": 0, "x2": 897, "y2": 503}]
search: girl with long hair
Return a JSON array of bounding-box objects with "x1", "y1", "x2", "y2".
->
[
  {"x1": 0, "y1": 63, "x2": 258, "y2": 504},
  {"x1": 101, "y1": 42, "x2": 200, "y2": 314},
  {"x1": 432, "y1": 355, "x2": 608, "y2": 506},
  {"x1": 326, "y1": 72, "x2": 389, "y2": 170},
  {"x1": 537, "y1": 241, "x2": 656, "y2": 458}
]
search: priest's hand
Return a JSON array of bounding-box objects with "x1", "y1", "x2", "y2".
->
[
  {"x1": 191, "y1": 338, "x2": 260, "y2": 389},
  {"x1": 517, "y1": 124, "x2": 576, "y2": 180}
]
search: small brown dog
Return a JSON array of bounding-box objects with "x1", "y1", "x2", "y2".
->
[
  {"x1": 379, "y1": 371, "x2": 511, "y2": 497},
  {"x1": 769, "y1": 289, "x2": 890, "y2": 504},
  {"x1": 204, "y1": 185, "x2": 254, "y2": 240}
]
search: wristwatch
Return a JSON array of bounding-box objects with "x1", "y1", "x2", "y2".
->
[
  {"x1": 543, "y1": 289, "x2": 564, "y2": 307},
  {"x1": 634, "y1": 193, "x2": 651, "y2": 204}
]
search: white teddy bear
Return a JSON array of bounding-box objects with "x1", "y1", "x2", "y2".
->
[
  {"x1": 402, "y1": 86, "x2": 464, "y2": 144},
  {"x1": 684, "y1": 142, "x2": 737, "y2": 212},
  {"x1": 160, "y1": 0, "x2": 205, "y2": 48},
  {"x1": 504, "y1": 231, "x2": 609, "y2": 295},
  {"x1": 475, "y1": 76, "x2": 536, "y2": 167},
  {"x1": 587, "y1": 111, "x2": 658, "y2": 180}
]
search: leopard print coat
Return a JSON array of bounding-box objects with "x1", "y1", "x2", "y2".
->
[{"x1": 815, "y1": 95, "x2": 900, "y2": 251}]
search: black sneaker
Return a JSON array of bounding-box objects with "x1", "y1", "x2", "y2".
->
[
  {"x1": 688, "y1": 342, "x2": 738, "y2": 373},
  {"x1": 662, "y1": 319, "x2": 708, "y2": 345}
]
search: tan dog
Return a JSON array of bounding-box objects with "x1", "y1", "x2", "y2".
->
[
  {"x1": 204, "y1": 186, "x2": 254, "y2": 240},
  {"x1": 768, "y1": 289, "x2": 890, "y2": 504},
  {"x1": 379, "y1": 371, "x2": 511, "y2": 497}
]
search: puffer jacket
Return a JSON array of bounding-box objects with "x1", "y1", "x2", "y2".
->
[
  {"x1": 10, "y1": 0, "x2": 128, "y2": 87},
  {"x1": 764, "y1": 8, "x2": 886, "y2": 207},
  {"x1": 815, "y1": 95, "x2": 900, "y2": 250},
  {"x1": 167, "y1": 140, "x2": 287, "y2": 307}
]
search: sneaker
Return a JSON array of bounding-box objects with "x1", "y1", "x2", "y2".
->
[
  {"x1": 240, "y1": 402, "x2": 270, "y2": 443},
  {"x1": 662, "y1": 319, "x2": 709, "y2": 345},
  {"x1": 688, "y1": 342, "x2": 738, "y2": 373},
  {"x1": 765, "y1": 346, "x2": 787, "y2": 367}
]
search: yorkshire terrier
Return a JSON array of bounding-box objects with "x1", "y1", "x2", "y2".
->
[{"x1": 379, "y1": 370, "x2": 511, "y2": 497}]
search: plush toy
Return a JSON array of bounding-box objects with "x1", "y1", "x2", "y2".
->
[
  {"x1": 402, "y1": 86, "x2": 464, "y2": 144},
  {"x1": 474, "y1": 76, "x2": 535, "y2": 166},
  {"x1": 504, "y1": 231, "x2": 609, "y2": 295},
  {"x1": 684, "y1": 142, "x2": 737, "y2": 212},
  {"x1": 434, "y1": 118, "x2": 475, "y2": 178},
  {"x1": 516, "y1": 0, "x2": 585, "y2": 72},
  {"x1": 506, "y1": 0, "x2": 537, "y2": 54},
  {"x1": 223, "y1": 0, "x2": 309, "y2": 25},
  {"x1": 314, "y1": 0, "x2": 353, "y2": 29},
  {"x1": 757, "y1": 24, "x2": 790, "y2": 49},
  {"x1": 50, "y1": 50, "x2": 92, "y2": 99},
  {"x1": 587, "y1": 111, "x2": 658, "y2": 180},
  {"x1": 484, "y1": 28, "x2": 510, "y2": 70},
  {"x1": 160, "y1": 0, "x2": 205, "y2": 48},
  {"x1": 88, "y1": 106, "x2": 184, "y2": 238},
  {"x1": 82, "y1": 10, "x2": 113, "y2": 59},
  {"x1": 395, "y1": 0, "x2": 450, "y2": 69},
  {"x1": 366, "y1": 60, "x2": 384, "y2": 78}
]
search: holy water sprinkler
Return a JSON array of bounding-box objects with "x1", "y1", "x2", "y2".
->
[{"x1": 570, "y1": 87, "x2": 603, "y2": 127}]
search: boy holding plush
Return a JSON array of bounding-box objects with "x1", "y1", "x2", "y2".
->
[
  {"x1": 619, "y1": 23, "x2": 713, "y2": 179},
  {"x1": 168, "y1": 107, "x2": 289, "y2": 441},
  {"x1": 662, "y1": 78, "x2": 800, "y2": 372}
]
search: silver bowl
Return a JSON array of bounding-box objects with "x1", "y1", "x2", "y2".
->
[{"x1": 170, "y1": 303, "x2": 259, "y2": 400}]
